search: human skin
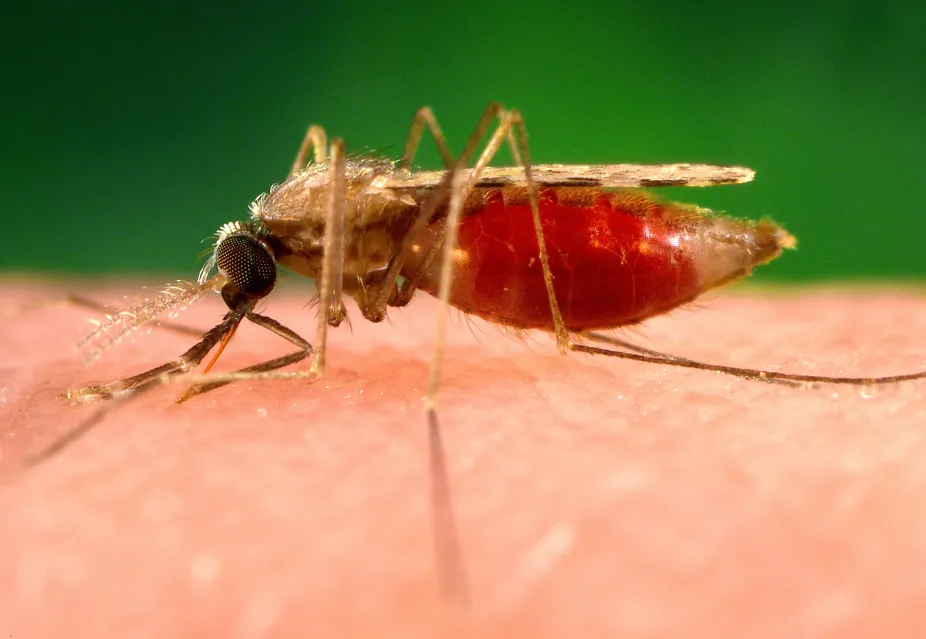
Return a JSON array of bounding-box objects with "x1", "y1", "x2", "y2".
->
[{"x1": 2, "y1": 277, "x2": 926, "y2": 638}]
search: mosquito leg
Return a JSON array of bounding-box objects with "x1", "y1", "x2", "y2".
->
[
  {"x1": 348, "y1": 162, "x2": 470, "y2": 602},
  {"x1": 583, "y1": 330, "x2": 750, "y2": 365},
  {"x1": 33, "y1": 307, "x2": 312, "y2": 464},
  {"x1": 398, "y1": 106, "x2": 455, "y2": 170},
  {"x1": 421, "y1": 111, "x2": 531, "y2": 411},
  {"x1": 389, "y1": 105, "x2": 526, "y2": 606},
  {"x1": 387, "y1": 158, "x2": 471, "y2": 604},
  {"x1": 367, "y1": 103, "x2": 509, "y2": 315},
  {"x1": 506, "y1": 128, "x2": 522, "y2": 166},
  {"x1": 386, "y1": 220, "x2": 447, "y2": 310},
  {"x1": 27, "y1": 307, "x2": 250, "y2": 464},
  {"x1": 420, "y1": 164, "x2": 482, "y2": 598},
  {"x1": 581, "y1": 331, "x2": 801, "y2": 387},
  {"x1": 505, "y1": 111, "x2": 569, "y2": 353},
  {"x1": 392, "y1": 109, "x2": 571, "y2": 355},
  {"x1": 425, "y1": 167, "x2": 467, "y2": 408},
  {"x1": 583, "y1": 331, "x2": 690, "y2": 359},
  {"x1": 385, "y1": 103, "x2": 507, "y2": 310},
  {"x1": 354, "y1": 105, "x2": 574, "y2": 419},
  {"x1": 177, "y1": 310, "x2": 314, "y2": 401},
  {"x1": 385, "y1": 106, "x2": 534, "y2": 308},
  {"x1": 65, "y1": 307, "x2": 249, "y2": 402},
  {"x1": 414, "y1": 108, "x2": 546, "y2": 604},
  {"x1": 289, "y1": 125, "x2": 328, "y2": 176},
  {"x1": 355, "y1": 105, "x2": 520, "y2": 604},
  {"x1": 319, "y1": 104, "x2": 482, "y2": 318},
  {"x1": 311, "y1": 138, "x2": 349, "y2": 377},
  {"x1": 175, "y1": 351, "x2": 313, "y2": 402},
  {"x1": 406, "y1": 107, "x2": 571, "y2": 357},
  {"x1": 572, "y1": 342, "x2": 926, "y2": 386}
]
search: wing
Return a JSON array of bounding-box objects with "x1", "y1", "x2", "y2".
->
[{"x1": 382, "y1": 163, "x2": 756, "y2": 190}]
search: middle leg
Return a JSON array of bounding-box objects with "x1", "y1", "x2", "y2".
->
[{"x1": 289, "y1": 125, "x2": 328, "y2": 176}]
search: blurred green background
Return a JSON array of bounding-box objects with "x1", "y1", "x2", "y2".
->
[{"x1": 4, "y1": 0, "x2": 924, "y2": 282}]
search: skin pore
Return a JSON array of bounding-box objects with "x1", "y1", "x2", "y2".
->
[{"x1": 2, "y1": 277, "x2": 926, "y2": 637}]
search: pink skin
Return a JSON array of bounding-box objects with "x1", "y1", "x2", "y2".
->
[{"x1": 2, "y1": 278, "x2": 926, "y2": 637}]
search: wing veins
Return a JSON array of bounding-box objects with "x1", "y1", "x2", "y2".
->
[{"x1": 382, "y1": 163, "x2": 755, "y2": 190}]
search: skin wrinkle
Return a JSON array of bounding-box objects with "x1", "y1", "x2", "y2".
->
[{"x1": 2, "y1": 279, "x2": 926, "y2": 637}]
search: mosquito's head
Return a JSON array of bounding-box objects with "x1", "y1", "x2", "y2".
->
[{"x1": 200, "y1": 221, "x2": 278, "y2": 310}]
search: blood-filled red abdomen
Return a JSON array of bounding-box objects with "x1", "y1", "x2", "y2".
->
[{"x1": 404, "y1": 187, "x2": 790, "y2": 331}]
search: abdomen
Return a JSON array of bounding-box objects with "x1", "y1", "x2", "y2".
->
[{"x1": 404, "y1": 187, "x2": 793, "y2": 331}]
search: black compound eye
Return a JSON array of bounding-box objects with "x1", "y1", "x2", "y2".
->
[{"x1": 215, "y1": 233, "x2": 277, "y2": 299}]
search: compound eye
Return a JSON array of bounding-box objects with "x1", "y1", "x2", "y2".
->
[{"x1": 215, "y1": 233, "x2": 277, "y2": 299}]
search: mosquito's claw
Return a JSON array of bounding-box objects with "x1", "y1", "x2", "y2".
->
[
  {"x1": 62, "y1": 387, "x2": 98, "y2": 403},
  {"x1": 62, "y1": 386, "x2": 114, "y2": 404},
  {"x1": 176, "y1": 386, "x2": 201, "y2": 403}
]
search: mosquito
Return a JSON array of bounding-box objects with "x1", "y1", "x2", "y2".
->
[
  {"x1": 62, "y1": 102, "x2": 925, "y2": 408},
  {"x1": 34, "y1": 103, "x2": 925, "y2": 599}
]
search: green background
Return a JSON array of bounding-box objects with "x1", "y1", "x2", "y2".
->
[{"x1": 4, "y1": 0, "x2": 924, "y2": 282}]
